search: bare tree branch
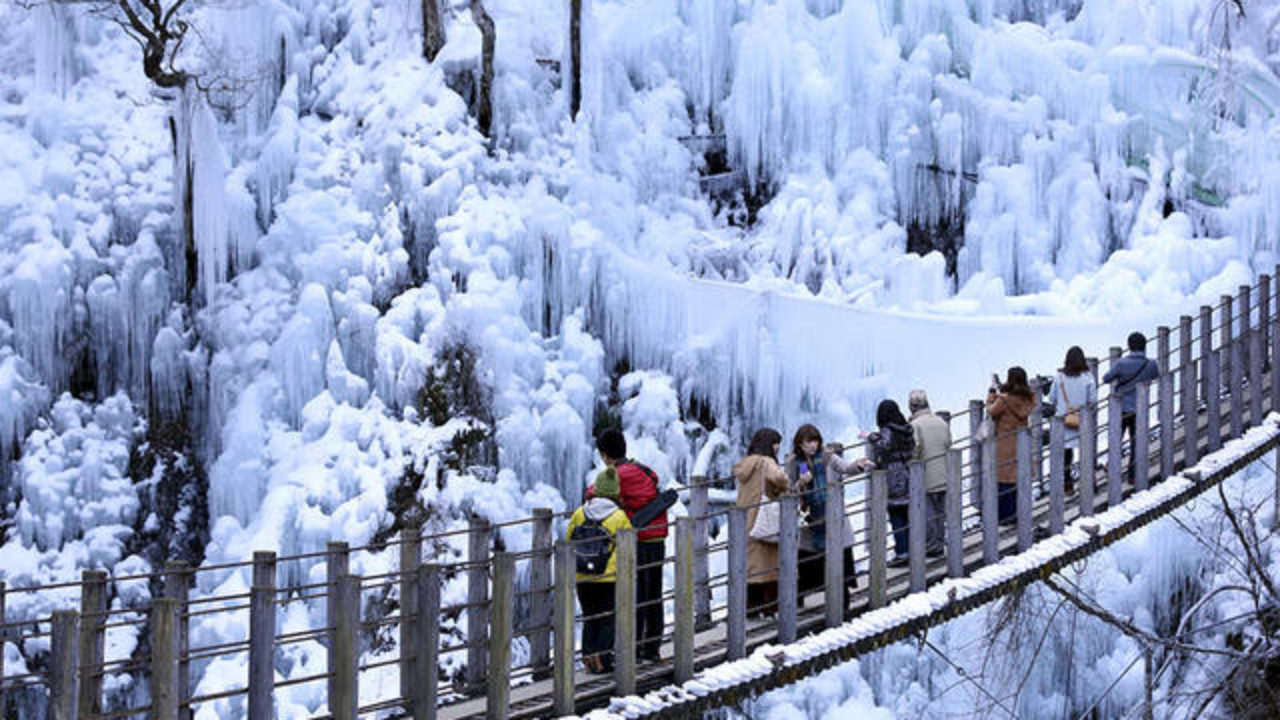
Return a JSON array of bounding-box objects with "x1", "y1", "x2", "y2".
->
[
  {"x1": 1044, "y1": 575, "x2": 1252, "y2": 660},
  {"x1": 1218, "y1": 481, "x2": 1279, "y2": 601}
]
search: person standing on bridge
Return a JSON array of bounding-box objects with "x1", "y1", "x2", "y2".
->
[
  {"x1": 591, "y1": 429, "x2": 668, "y2": 661},
  {"x1": 907, "y1": 390, "x2": 951, "y2": 556},
  {"x1": 987, "y1": 367, "x2": 1035, "y2": 525},
  {"x1": 1049, "y1": 346, "x2": 1097, "y2": 495},
  {"x1": 784, "y1": 424, "x2": 858, "y2": 609},
  {"x1": 734, "y1": 428, "x2": 790, "y2": 617},
  {"x1": 567, "y1": 467, "x2": 632, "y2": 674},
  {"x1": 860, "y1": 400, "x2": 916, "y2": 567},
  {"x1": 1102, "y1": 332, "x2": 1160, "y2": 483}
]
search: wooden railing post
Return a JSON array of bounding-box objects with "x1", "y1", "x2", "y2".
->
[
  {"x1": 908, "y1": 461, "x2": 927, "y2": 591},
  {"x1": 1274, "y1": 447, "x2": 1280, "y2": 532},
  {"x1": 529, "y1": 508, "x2": 554, "y2": 679},
  {"x1": 1079, "y1": 404, "x2": 1097, "y2": 517},
  {"x1": 1231, "y1": 312, "x2": 1246, "y2": 439},
  {"x1": 552, "y1": 540, "x2": 576, "y2": 717},
  {"x1": 968, "y1": 399, "x2": 985, "y2": 513},
  {"x1": 326, "y1": 541, "x2": 350, "y2": 706},
  {"x1": 673, "y1": 517, "x2": 695, "y2": 682},
  {"x1": 488, "y1": 553, "x2": 515, "y2": 720},
  {"x1": 981, "y1": 438, "x2": 999, "y2": 563},
  {"x1": 248, "y1": 551, "x2": 277, "y2": 720},
  {"x1": 689, "y1": 478, "x2": 711, "y2": 630},
  {"x1": 1134, "y1": 381, "x2": 1151, "y2": 491},
  {"x1": 945, "y1": 450, "x2": 964, "y2": 578},
  {"x1": 1048, "y1": 416, "x2": 1065, "y2": 535},
  {"x1": 613, "y1": 528, "x2": 637, "y2": 694},
  {"x1": 151, "y1": 598, "x2": 180, "y2": 720},
  {"x1": 1107, "y1": 385, "x2": 1125, "y2": 507},
  {"x1": 333, "y1": 575, "x2": 360, "y2": 720},
  {"x1": 466, "y1": 516, "x2": 491, "y2": 693},
  {"x1": 1016, "y1": 428, "x2": 1033, "y2": 551},
  {"x1": 163, "y1": 561, "x2": 192, "y2": 720},
  {"x1": 1181, "y1": 315, "x2": 1198, "y2": 466},
  {"x1": 1261, "y1": 274, "x2": 1272, "y2": 376},
  {"x1": 1208, "y1": 348, "x2": 1223, "y2": 452},
  {"x1": 1221, "y1": 294, "x2": 1234, "y2": 394},
  {"x1": 1241, "y1": 284, "x2": 1253, "y2": 403},
  {"x1": 1200, "y1": 305, "x2": 1214, "y2": 405},
  {"x1": 1272, "y1": 275, "x2": 1280, "y2": 415},
  {"x1": 861, "y1": 470, "x2": 884, "y2": 608},
  {"x1": 50, "y1": 610, "x2": 79, "y2": 720},
  {"x1": 726, "y1": 507, "x2": 747, "y2": 659},
  {"x1": 1029, "y1": 377, "x2": 1045, "y2": 493},
  {"x1": 414, "y1": 565, "x2": 441, "y2": 720},
  {"x1": 824, "y1": 474, "x2": 844, "y2": 628},
  {"x1": 777, "y1": 494, "x2": 799, "y2": 642},
  {"x1": 77, "y1": 570, "x2": 106, "y2": 720},
  {"x1": 1159, "y1": 372, "x2": 1176, "y2": 480},
  {"x1": 0, "y1": 580, "x2": 6, "y2": 716},
  {"x1": 1250, "y1": 303, "x2": 1264, "y2": 427},
  {"x1": 400, "y1": 516, "x2": 422, "y2": 708}
]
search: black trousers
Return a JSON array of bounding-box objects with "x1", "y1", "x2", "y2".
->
[
  {"x1": 747, "y1": 581, "x2": 778, "y2": 618},
  {"x1": 1121, "y1": 412, "x2": 1137, "y2": 481},
  {"x1": 798, "y1": 547, "x2": 857, "y2": 602},
  {"x1": 998, "y1": 483, "x2": 1017, "y2": 525},
  {"x1": 576, "y1": 582, "x2": 615, "y2": 664},
  {"x1": 636, "y1": 540, "x2": 664, "y2": 658},
  {"x1": 888, "y1": 505, "x2": 910, "y2": 557}
]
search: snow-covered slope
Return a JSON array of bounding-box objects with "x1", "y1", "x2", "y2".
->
[{"x1": 1, "y1": 0, "x2": 1278, "y2": 717}]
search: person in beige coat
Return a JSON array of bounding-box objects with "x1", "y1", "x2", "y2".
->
[
  {"x1": 908, "y1": 390, "x2": 951, "y2": 555},
  {"x1": 733, "y1": 428, "x2": 789, "y2": 618}
]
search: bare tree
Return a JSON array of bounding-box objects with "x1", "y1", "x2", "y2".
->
[
  {"x1": 423, "y1": 0, "x2": 446, "y2": 62},
  {"x1": 469, "y1": 0, "x2": 494, "y2": 138}
]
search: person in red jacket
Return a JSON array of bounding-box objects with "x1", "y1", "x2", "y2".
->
[{"x1": 589, "y1": 429, "x2": 667, "y2": 661}]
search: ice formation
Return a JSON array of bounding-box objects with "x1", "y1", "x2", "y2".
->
[{"x1": 2, "y1": 0, "x2": 1280, "y2": 716}]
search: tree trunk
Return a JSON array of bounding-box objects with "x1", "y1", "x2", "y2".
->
[
  {"x1": 568, "y1": 0, "x2": 582, "y2": 119},
  {"x1": 470, "y1": 0, "x2": 495, "y2": 137},
  {"x1": 422, "y1": 0, "x2": 446, "y2": 62}
]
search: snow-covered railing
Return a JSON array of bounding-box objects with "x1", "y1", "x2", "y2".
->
[{"x1": 0, "y1": 271, "x2": 1278, "y2": 720}]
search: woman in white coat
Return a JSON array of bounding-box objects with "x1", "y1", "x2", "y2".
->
[{"x1": 1048, "y1": 346, "x2": 1097, "y2": 494}]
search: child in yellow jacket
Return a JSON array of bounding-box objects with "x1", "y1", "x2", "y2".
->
[{"x1": 566, "y1": 467, "x2": 631, "y2": 673}]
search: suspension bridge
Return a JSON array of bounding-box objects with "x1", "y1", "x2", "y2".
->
[{"x1": 4, "y1": 271, "x2": 1280, "y2": 720}]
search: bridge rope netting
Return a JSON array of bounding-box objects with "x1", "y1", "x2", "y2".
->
[{"x1": 2, "y1": 271, "x2": 1280, "y2": 720}]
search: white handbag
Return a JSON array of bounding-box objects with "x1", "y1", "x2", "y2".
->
[{"x1": 749, "y1": 498, "x2": 781, "y2": 543}]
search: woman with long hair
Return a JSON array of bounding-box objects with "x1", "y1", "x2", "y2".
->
[
  {"x1": 863, "y1": 400, "x2": 916, "y2": 566},
  {"x1": 1048, "y1": 347, "x2": 1096, "y2": 495},
  {"x1": 733, "y1": 428, "x2": 790, "y2": 617},
  {"x1": 783, "y1": 424, "x2": 859, "y2": 608},
  {"x1": 987, "y1": 367, "x2": 1035, "y2": 524}
]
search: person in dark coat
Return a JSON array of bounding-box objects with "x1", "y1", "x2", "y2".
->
[
  {"x1": 1101, "y1": 332, "x2": 1160, "y2": 482},
  {"x1": 591, "y1": 429, "x2": 667, "y2": 661},
  {"x1": 987, "y1": 367, "x2": 1035, "y2": 525},
  {"x1": 862, "y1": 400, "x2": 916, "y2": 567}
]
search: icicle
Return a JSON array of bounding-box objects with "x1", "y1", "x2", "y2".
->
[
  {"x1": 33, "y1": 3, "x2": 78, "y2": 98},
  {"x1": 150, "y1": 327, "x2": 188, "y2": 424},
  {"x1": 0, "y1": 349, "x2": 49, "y2": 482},
  {"x1": 271, "y1": 283, "x2": 335, "y2": 425},
  {"x1": 254, "y1": 77, "x2": 299, "y2": 228},
  {"x1": 85, "y1": 275, "x2": 124, "y2": 400},
  {"x1": 8, "y1": 237, "x2": 74, "y2": 391}
]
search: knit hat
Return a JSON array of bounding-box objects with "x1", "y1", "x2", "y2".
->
[
  {"x1": 594, "y1": 467, "x2": 621, "y2": 501},
  {"x1": 908, "y1": 389, "x2": 930, "y2": 412}
]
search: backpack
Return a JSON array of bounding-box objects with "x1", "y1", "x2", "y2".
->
[{"x1": 571, "y1": 509, "x2": 615, "y2": 575}]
